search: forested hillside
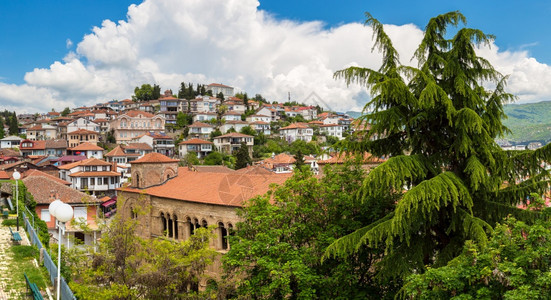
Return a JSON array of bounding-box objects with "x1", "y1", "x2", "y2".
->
[{"x1": 502, "y1": 101, "x2": 551, "y2": 143}]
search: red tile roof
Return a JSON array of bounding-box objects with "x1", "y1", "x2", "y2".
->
[
  {"x1": 125, "y1": 143, "x2": 153, "y2": 151},
  {"x1": 69, "y1": 142, "x2": 103, "y2": 151},
  {"x1": 207, "y1": 83, "x2": 233, "y2": 88},
  {"x1": 130, "y1": 152, "x2": 178, "y2": 164},
  {"x1": 178, "y1": 138, "x2": 213, "y2": 145},
  {"x1": 0, "y1": 170, "x2": 9, "y2": 180},
  {"x1": 120, "y1": 167, "x2": 290, "y2": 207},
  {"x1": 22, "y1": 169, "x2": 71, "y2": 185},
  {"x1": 188, "y1": 122, "x2": 214, "y2": 128},
  {"x1": 68, "y1": 129, "x2": 98, "y2": 135},
  {"x1": 22, "y1": 176, "x2": 99, "y2": 204},
  {"x1": 122, "y1": 110, "x2": 155, "y2": 118},
  {"x1": 280, "y1": 122, "x2": 310, "y2": 130},
  {"x1": 58, "y1": 157, "x2": 112, "y2": 170},
  {"x1": 215, "y1": 132, "x2": 253, "y2": 138}
]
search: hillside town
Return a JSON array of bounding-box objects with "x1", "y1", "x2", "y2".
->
[{"x1": 0, "y1": 82, "x2": 381, "y2": 292}]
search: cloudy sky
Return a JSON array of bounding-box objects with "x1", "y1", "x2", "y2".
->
[{"x1": 1, "y1": 0, "x2": 551, "y2": 113}]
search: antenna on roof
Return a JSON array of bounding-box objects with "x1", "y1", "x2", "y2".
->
[{"x1": 288, "y1": 92, "x2": 290, "y2": 101}]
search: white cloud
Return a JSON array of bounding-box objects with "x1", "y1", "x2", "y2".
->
[
  {"x1": 1, "y1": 0, "x2": 551, "y2": 114},
  {"x1": 66, "y1": 39, "x2": 73, "y2": 48}
]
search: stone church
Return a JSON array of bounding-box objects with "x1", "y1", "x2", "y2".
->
[{"x1": 117, "y1": 152, "x2": 291, "y2": 252}]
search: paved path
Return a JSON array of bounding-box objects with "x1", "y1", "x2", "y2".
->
[{"x1": 0, "y1": 222, "x2": 30, "y2": 299}]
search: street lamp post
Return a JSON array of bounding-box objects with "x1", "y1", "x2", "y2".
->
[
  {"x1": 13, "y1": 169, "x2": 20, "y2": 231},
  {"x1": 48, "y1": 199, "x2": 73, "y2": 300}
]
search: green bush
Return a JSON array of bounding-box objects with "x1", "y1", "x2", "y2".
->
[{"x1": 2, "y1": 218, "x2": 17, "y2": 226}]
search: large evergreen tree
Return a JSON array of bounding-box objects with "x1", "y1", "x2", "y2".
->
[
  {"x1": 325, "y1": 11, "x2": 550, "y2": 278},
  {"x1": 234, "y1": 142, "x2": 251, "y2": 169}
]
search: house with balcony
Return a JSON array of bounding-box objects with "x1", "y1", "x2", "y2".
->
[
  {"x1": 26, "y1": 124, "x2": 57, "y2": 140},
  {"x1": 19, "y1": 139, "x2": 67, "y2": 157},
  {"x1": 220, "y1": 120, "x2": 248, "y2": 134},
  {"x1": 192, "y1": 112, "x2": 217, "y2": 123},
  {"x1": 249, "y1": 121, "x2": 271, "y2": 135},
  {"x1": 124, "y1": 143, "x2": 153, "y2": 157},
  {"x1": 109, "y1": 110, "x2": 165, "y2": 144},
  {"x1": 132, "y1": 132, "x2": 175, "y2": 157},
  {"x1": 67, "y1": 129, "x2": 99, "y2": 148},
  {"x1": 58, "y1": 157, "x2": 122, "y2": 197},
  {"x1": 105, "y1": 145, "x2": 141, "y2": 165},
  {"x1": 222, "y1": 111, "x2": 242, "y2": 121},
  {"x1": 279, "y1": 123, "x2": 313, "y2": 143},
  {"x1": 246, "y1": 114, "x2": 271, "y2": 123},
  {"x1": 319, "y1": 124, "x2": 345, "y2": 140},
  {"x1": 188, "y1": 122, "x2": 214, "y2": 140},
  {"x1": 67, "y1": 117, "x2": 100, "y2": 133},
  {"x1": 213, "y1": 132, "x2": 253, "y2": 157},
  {"x1": 67, "y1": 142, "x2": 104, "y2": 159},
  {"x1": 178, "y1": 138, "x2": 213, "y2": 159},
  {"x1": 159, "y1": 96, "x2": 183, "y2": 125}
]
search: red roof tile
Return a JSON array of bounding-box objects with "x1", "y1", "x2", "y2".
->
[
  {"x1": 130, "y1": 153, "x2": 178, "y2": 164},
  {"x1": 69, "y1": 142, "x2": 103, "y2": 151},
  {"x1": 120, "y1": 167, "x2": 290, "y2": 207},
  {"x1": 178, "y1": 138, "x2": 213, "y2": 145},
  {"x1": 215, "y1": 132, "x2": 253, "y2": 138}
]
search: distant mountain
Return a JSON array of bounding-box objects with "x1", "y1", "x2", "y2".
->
[
  {"x1": 345, "y1": 111, "x2": 362, "y2": 119},
  {"x1": 342, "y1": 102, "x2": 551, "y2": 144},
  {"x1": 502, "y1": 101, "x2": 551, "y2": 144}
]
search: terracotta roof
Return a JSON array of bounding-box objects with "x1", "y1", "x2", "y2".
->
[
  {"x1": 105, "y1": 145, "x2": 127, "y2": 157},
  {"x1": 263, "y1": 153, "x2": 296, "y2": 165},
  {"x1": 0, "y1": 149, "x2": 21, "y2": 157},
  {"x1": 280, "y1": 123, "x2": 310, "y2": 130},
  {"x1": 193, "y1": 165, "x2": 235, "y2": 173},
  {"x1": 45, "y1": 140, "x2": 68, "y2": 149},
  {"x1": 251, "y1": 121, "x2": 269, "y2": 125},
  {"x1": 215, "y1": 132, "x2": 253, "y2": 139},
  {"x1": 0, "y1": 170, "x2": 9, "y2": 180},
  {"x1": 130, "y1": 153, "x2": 178, "y2": 164},
  {"x1": 93, "y1": 118, "x2": 108, "y2": 123},
  {"x1": 207, "y1": 83, "x2": 233, "y2": 88},
  {"x1": 58, "y1": 157, "x2": 113, "y2": 170},
  {"x1": 22, "y1": 175, "x2": 99, "y2": 204},
  {"x1": 27, "y1": 125, "x2": 44, "y2": 130},
  {"x1": 178, "y1": 138, "x2": 213, "y2": 145},
  {"x1": 125, "y1": 143, "x2": 153, "y2": 150},
  {"x1": 122, "y1": 110, "x2": 155, "y2": 118},
  {"x1": 234, "y1": 165, "x2": 274, "y2": 175},
  {"x1": 188, "y1": 122, "x2": 214, "y2": 128},
  {"x1": 69, "y1": 171, "x2": 121, "y2": 177},
  {"x1": 69, "y1": 142, "x2": 103, "y2": 151},
  {"x1": 225, "y1": 120, "x2": 248, "y2": 125},
  {"x1": 68, "y1": 129, "x2": 98, "y2": 135},
  {"x1": 223, "y1": 111, "x2": 242, "y2": 115},
  {"x1": 22, "y1": 169, "x2": 71, "y2": 185},
  {"x1": 20, "y1": 140, "x2": 46, "y2": 150},
  {"x1": 120, "y1": 167, "x2": 290, "y2": 207}
]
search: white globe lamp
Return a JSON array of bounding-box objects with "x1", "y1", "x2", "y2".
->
[
  {"x1": 48, "y1": 199, "x2": 63, "y2": 218},
  {"x1": 56, "y1": 203, "x2": 73, "y2": 223}
]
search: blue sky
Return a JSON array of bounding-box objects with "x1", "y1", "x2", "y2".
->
[{"x1": 1, "y1": 0, "x2": 551, "y2": 113}]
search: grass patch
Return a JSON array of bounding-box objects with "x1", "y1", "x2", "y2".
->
[
  {"x1": 2, "y1": 218, "x2": 17, "y2": 226},
  {"x1": 5, "y1": 245, "x2": 48, "y2": 291}
]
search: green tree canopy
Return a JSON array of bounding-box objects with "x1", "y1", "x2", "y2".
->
[
  {"x1": 133, "y1": 83, "x2": 161, "y2": 101},
  {"x1": 224, "y1": 163, "x2": 398, "y2": 298},
  {"x1": 403, "y1": 197, "x2": 551, "y2": 299},
  {"x1": 61, "y1": 107, "x2": 71, "y2": 117},
  {"x1": 325, "y1": 11, "x2": 551, "y2": 279}
]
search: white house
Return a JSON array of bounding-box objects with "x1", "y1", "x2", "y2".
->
[
  {"x1": 192, "y1": 112, "x2": 217, "y2": 123},
  {"x1": 246, "y1": 114, "x2": 271, "y2": 123},
  {"x1": 279, "y1": 123, "x2": 313, "y2": 143},
  {"x1": 0, "y1": 136, "x2": 22, "y2": 149},
  {"x1": 220, "y1": 120, "x2": 249, "y2": 134},
  {"x1": 188, "y1": 122, "x2": 215, "y2": 139},
  {"x1": 207, "y1": 83, "x2": 234, "y2": 98},
  {"x1": 319, "y1": 124, "x2": 345, "y2": 140},
  {"x1": 178, "y1": 138, "x2": 213, "y2": 159},
  {"x1": 58, "y1": 157, "x2": 122, "y2": 196},
  {"x1": 67, "y1": 118, "x2": 100, "y2": 134}
]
